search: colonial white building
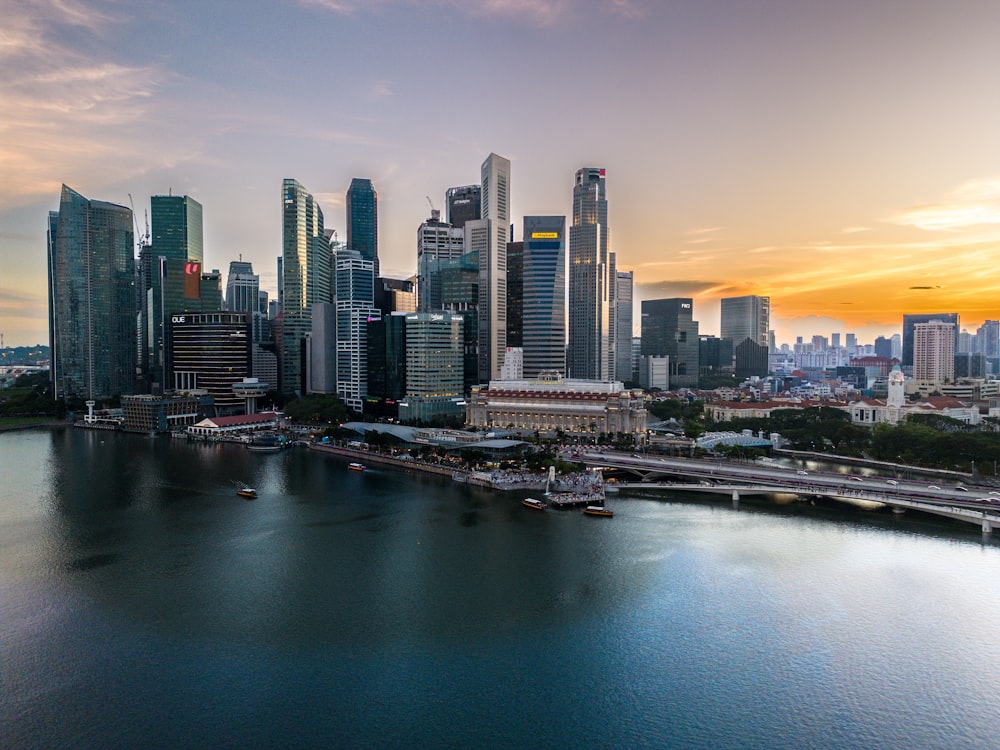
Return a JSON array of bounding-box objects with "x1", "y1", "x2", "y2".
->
[{"x1": 466, "y1": 373, "x2": 646, "y2": 440}]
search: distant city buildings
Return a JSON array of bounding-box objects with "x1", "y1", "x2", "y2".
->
[{"x1": 45, "y1": 159, "x2": 1000, "y2": 428}]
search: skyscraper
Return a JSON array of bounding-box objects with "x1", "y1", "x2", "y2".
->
[
  {"x1": 641, "y1": 298, "x2": 700, "y2": 388},
  {"x1": 476, "y1": 153, "x2": 510, "y2": 382},
  {"x1": 522, "y1": 216, "x2": 566, "y2": 378},
  {"x1": 913, "y1": 320, "x2": 956, "y2": 383},
  {"x1": 567, "y1": 167, "x2": 611, "y2": 380},
  {"x1": 335, "y1": 249, "x2": 378, "y2": 412},
  {"x1": 505, "y1": 240, "x2": 524, "y2": 349},
  {"x1": 445, "y1": 185, "x2": 481, "y2": 229},
  {"x1": 48, "y1": 185, "x2": 136, "y2": 400},
  {"x1": 148, "y1": 194, "x2": 205, "y2": 390},
  {"x1": 416, "y1": 209, "x2": 465, "y2": 312},
  {"x1": 225, "y1": 260, "x2": 258, "y2": 314},
  {"x1": 281, "y1": 179, "x2": 331, "y2": 394},
  {"x1": 346, "y1": 178, "x2": 378, "y2": 277},
  {"x1": 613, "y1": 270, "x2": 633, "y2": 382},
  {"x1": 902, "y1": 312, "x2": 959, "y2": 368},
  {"x1": 720, "y1": 295, "x2": 770, "y2": 349}
]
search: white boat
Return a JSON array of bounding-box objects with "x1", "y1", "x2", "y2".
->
[{"x1": 522, "y1": 497, "x2": 547, "y2": 510}]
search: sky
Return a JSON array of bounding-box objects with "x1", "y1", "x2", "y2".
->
[{"x1": 2, "y1": 0, "x2": 1000, "y2": 349}]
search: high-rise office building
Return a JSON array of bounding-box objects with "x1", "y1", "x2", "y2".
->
[
  {"x1": 476, "y1": 153, "x2": 510, "y2": 382},
  {"x1": 147, "y1": 194, "x2": 205, "y2": 391},
  {"x1": 48, "y1": 185, "x2": 136, "y2": 400},
  {"x1": 902, "y1": 313, "x2": 959, "y2": 368},
  {"x1": 913, "y1": 320, "x2": 956, "y2": 383},
  {"x1": 439, "y1": 250, "x2": 480, "y2": 393},
  {"x1": 280, "y1": 179, "x2": 331, "y2": 394},
  {"x1": 720, "y1": 295, "x2": 769, "y2": 348},
  {"x1": 346, "y1": 178, "x2": 378, "y2": 277},
  {"x1": 307, "y1": 302, "x2": 336, "y2": 395},
  {"x1": 522, "y1": 216, "x2": 566, "y2": 378},
  {"x1": 641, "y1": 298, "x2": 699, "y2": 388},
  {"x1": 399, "y1": 312, "x2": 465, "y2": 423},
  {"x1": 366, "y1": 312, "x2": 408, "y2": 416},
  {"x1": 975, "y1": 320, "x2": 999, "y2": 357},
  {"x1": 874, "y1": 336, "x2": 892, "y2": 359},
  {"x1": 151, "y1": 195, "x2": 203, "y2": 264},
  {"x1": 225, "y1": 260, "x2": 258, "y2": 314},
  {"x1": 567, "y1": 167, "x2": 611, "y2": 380},
  {"x1": 446, "y1": 185, "x2": 481, "y2": 229},
  {"x1": 613, "y1": 270, "x2": 633, "y2": 382},
  {"x1": 417, "y1": 209, "x2": 465, "y2": 312},
  {"x1": 170, "y1": 311, "x2": 251, "y2": 413},
  {"x1": 506, "y1": 240, "x2": 524, "y2": 349},
  {"x1": 335, "y1": 249, "x2": 378, "y2": 411}
]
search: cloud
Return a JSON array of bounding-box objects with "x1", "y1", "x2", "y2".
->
[
  {"x1": 841, "y1": 226, "x2": 870, "y2": 234},
  {"x1": 0, "y1": 1, "x2": 171, "y2": 208},
  {"x1": 908, "y1": 286, "x2": 941, "y2": 290},
  {"x1": 368, "y1": 80, "x2": 394, "y2": 100},
  {"x1": 0, "y1": 286, "x2": 47, "y2": 316},
  {"x1": 301, "y1": 0, "x2": 644, "y2": 25},
  {"x1": 890, "y1": 178, "x2": 1000, "y2": 232}
]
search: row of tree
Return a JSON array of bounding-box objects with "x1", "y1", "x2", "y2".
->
[{"x1": 699, "y1": 405, "x2": 1000, "y2": 476}]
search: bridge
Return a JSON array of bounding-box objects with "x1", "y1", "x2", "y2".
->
[{"x1": 578, "y1": 451, "x2": 1000, "y2": 533}]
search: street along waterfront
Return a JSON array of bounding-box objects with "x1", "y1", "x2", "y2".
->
[{"x1": 3, "y1": 428, "x2": 999, "y2": 749}]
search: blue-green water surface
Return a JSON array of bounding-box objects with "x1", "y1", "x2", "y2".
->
[{"x1": 2, "y1": 429, "x2": 999, "y2": 748}]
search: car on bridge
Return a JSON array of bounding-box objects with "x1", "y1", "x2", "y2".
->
[{"x1": 886, "y1": 480, "x2": 898, "y2": 486}]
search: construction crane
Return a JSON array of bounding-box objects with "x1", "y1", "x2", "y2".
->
[{"x1": 127, "y1": 194, "x2": 150, "y2": 249}]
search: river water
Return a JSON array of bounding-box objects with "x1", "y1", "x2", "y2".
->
[{"x1": 2, "y1": 428, "x2": 999, "y2": 749}]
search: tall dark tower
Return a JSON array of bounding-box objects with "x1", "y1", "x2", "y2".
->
[
  {"x1": 446, "y1": 185, "x2": 481, "y2": 229},
  {"x1": 346, "y1": 178, "x2": 378, "y2": 277}
]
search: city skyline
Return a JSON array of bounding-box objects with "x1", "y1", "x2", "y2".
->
[{"x1": 3, "y1": 0, "x2": 1000, "y2": 348}]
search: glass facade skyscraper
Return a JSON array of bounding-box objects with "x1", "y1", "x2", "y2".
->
[
  {"x1": 720, "y1": 295, "x2": 770, "y2": 349},
  {"x1": 48, "y1": 185, "x2": 136, "y2": 400},
  {"x1": 613, "y1": 270, "x2": 633, "y2": 383},
  {"x1": 641, "y1": 298, "x2": 700, "y2": 388},
  {"x1": 568, "y1": 167, "x2": 611, "y2": 381},
  {"x1": 346, "y1": 178, "x2": 378, "y2": 277},
  {"x1": 281, "y1": 179, "x2": 331, "y2": 394},
  {"x1": 148, "y1": 194, "x2": 205, "y2": 391},
  {"x1": 522, "y1": 216, "x2": 566, "y2": 379}
]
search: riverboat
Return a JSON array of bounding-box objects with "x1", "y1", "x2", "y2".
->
[
  {"x1": 522, "y1": 497, "x2": 547, "y2": 510},
  {"x1": 349, "y1": 462, "x2": 366, "y2": 472},
  {"x1": 583, "y1": 505, "x2": 614, "y2": 517},
  {"x1": 235, "y1": 482, "x2": 257, "y2": 499}
]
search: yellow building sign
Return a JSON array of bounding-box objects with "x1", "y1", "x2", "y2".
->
[{"x1": 531, "y1": 232, "x2": 559, "y2": 239}]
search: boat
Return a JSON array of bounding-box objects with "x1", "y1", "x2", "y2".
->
[
  {"x1": 246, "y1": 434, "x2": 287, "y2": 452},
  {"x1": 234, "y1": 481, "x2": 257, "y2": 499},
  {"x1": 348, "y1": 462, "x2": 366, "y2": 472},
  {"x1": 522, "y1": 497, "x2": 547, "y2": 510},
  {"x1": 583, "y1": 505, "x2": 614, "y2": 517}
]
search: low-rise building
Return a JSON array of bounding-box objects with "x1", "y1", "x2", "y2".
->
[
  {"x1": 466, "y1": 373, "x2": 646, "y2": 441},
  {"x1": 121, "y1": 393, "x2": 207, "y2": 433}
]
